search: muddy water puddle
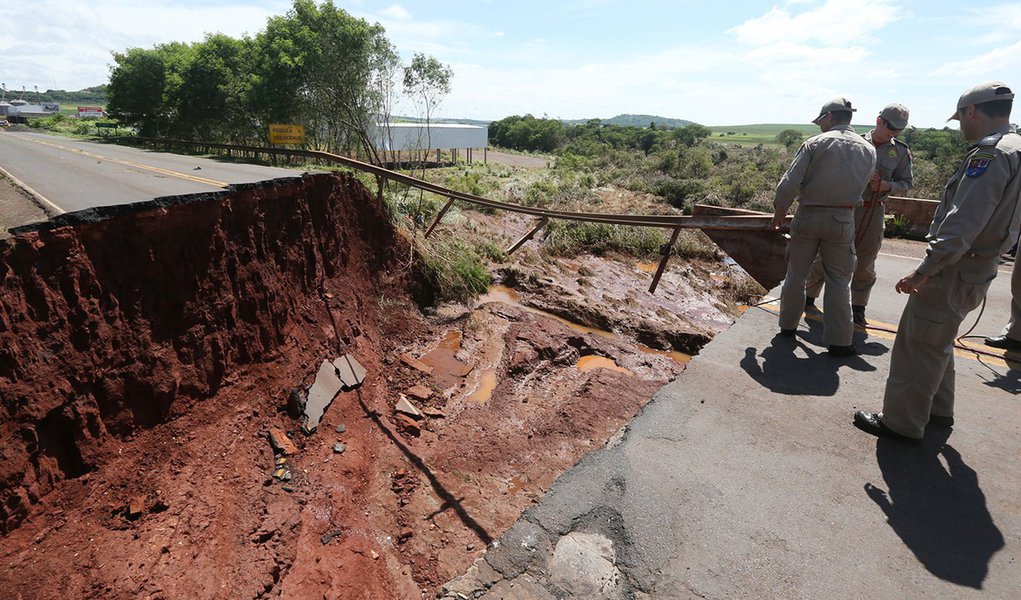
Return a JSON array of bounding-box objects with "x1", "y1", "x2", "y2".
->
[
  {"x1": 477, "y1": 285, "x2": 691, "y2": 364},
  {"x1": 468, "y1": 370, "x2": 499, "y2": 403},
  {"x1": 576, "y1": 355, "x2": 633, "y2": 376}
]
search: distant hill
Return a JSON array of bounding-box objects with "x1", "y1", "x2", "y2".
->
[
  {"x1": 392, "y1": 116, "x2": 492, "y2": 127},
  {"x1": 562, "y1": 114, "x2": 694, "y2": 128},
  {"x1": 396, "y1": 114, "x2": 697, "y2": 129},
  {"x1": 2, "y1": 86, "x2": 108, "y2": 104}
]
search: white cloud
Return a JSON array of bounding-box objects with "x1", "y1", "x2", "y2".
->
[
  {"x1": 729, "y1": 0, "x2": 903, "y2": 47},
  {"x1": 930, "y1": 40, "x2": 1021, "y2": 78},
  {"x1": 0, "y1": 0, "x2": 288, "y2": 90},
  {"x1": 379, "y1": 4, "x2": 411, "y2": 21}
]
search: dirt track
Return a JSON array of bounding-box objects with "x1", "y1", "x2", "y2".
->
[{"x1": 0, "y1": 172, "x2": 46, "y2": 237}]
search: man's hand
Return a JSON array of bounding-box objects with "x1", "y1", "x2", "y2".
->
[
  {"x1": 870, "y1": 171, "x2": 881, "y2": 192},
  {"x1": 771, "y1": 214, "x2": 786, "y2": 230},
  {"x1": 870, "y1": 171, "x2": 892, "y2": 194},
  {"x1": 895, "y1": 270, "x2": 930, "y2": 294}
]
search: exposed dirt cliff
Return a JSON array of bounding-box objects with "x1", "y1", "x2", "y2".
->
[{"x1": 0, "y1": 173, "x2": 401, "y2": 535}]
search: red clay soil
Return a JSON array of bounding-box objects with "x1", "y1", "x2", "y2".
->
[{"x1": 0, "y1": 173, "x2": 710, "y2": 598}]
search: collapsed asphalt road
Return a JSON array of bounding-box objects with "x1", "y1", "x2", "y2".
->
[{"x1": 442, "y1": 243, "x2": 1020, "y2": 599}]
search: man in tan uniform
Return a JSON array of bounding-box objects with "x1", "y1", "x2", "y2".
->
[
  {"x1": 771, "y1": 97, "x2": 876, "y2": 356},
  {"x1": 855, "y1": 81, "x2": 1021, "y2": 443},
  {"x1": 805, "y1": 104, "x2": 914, "y2": 327},
  {"x1": 983, "y1": 242, "x2": 1021, "y2": 350}
]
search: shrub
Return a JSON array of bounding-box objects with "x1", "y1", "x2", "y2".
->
[
  {"x1": 419, "y1": 238, "x2": 493, "y2": 303},
  {"x1": 543, "y1": 221, "x2": 665, "y2": 257},
  {"x1": 655, "y1": 178, "x2": 707, "y2": 210},
  {"x1": 884, "y1": 213, "x2": 914, "y2": 239}
]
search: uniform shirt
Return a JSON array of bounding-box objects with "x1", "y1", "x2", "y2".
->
[
  {"x1": 774, "y1": 125, "x2": 877, "y2": 215},
  {"x1": 918, "y1": 125, "x2": 1021, "y2": 276},
  {"x1": 863, "y1": 131, "x2": 913, "y2": 200}
]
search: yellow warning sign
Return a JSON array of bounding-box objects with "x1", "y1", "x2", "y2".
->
[{"x1": 269, "y1": 124, "x2": 306, "y2": 145}]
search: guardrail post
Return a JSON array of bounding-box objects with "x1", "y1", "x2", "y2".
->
[
  {"x1": 505, "y1": 217, "x2": 549, "y2": 255},
  {"x1": 649, "y1": 226, "x2": 683, "y2": 294},
  {"x1": 425, "y1": 197, "x2": 455, "y2": 238}
]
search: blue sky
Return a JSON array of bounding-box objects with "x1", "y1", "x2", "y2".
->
[{"x1": 2, "y1": 0, "x2": 1019, "y2": 128}]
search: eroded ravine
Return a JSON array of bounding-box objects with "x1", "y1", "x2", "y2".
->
[{"x1": 0, "y1": 174, "x2": 753, "y2": 598}]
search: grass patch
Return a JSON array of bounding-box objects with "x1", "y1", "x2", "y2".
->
[
  {"x1": 417, "y1": 237, "x2": 493, "y2": 304},
  {"x1": 543, "y1": 221, "x2": 666, "y2": 257}
]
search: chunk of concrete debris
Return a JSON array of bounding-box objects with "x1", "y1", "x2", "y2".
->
[
  {"x1": 400, "y1": 353, "x2": 434, "y2": 375},
  {"x1": 303, "y1": 359, "x2": 344, "y2": 433},
  {"x1": 395, "y1": 394, "x2": 423, "y2": 419},
  {"x1": 406, "y1": 385, "x2": 433, "y2": 400},
  {"x1": 268, "y1": 428, "x2": 299, "y2": 456},
  {"x1": 333, "y1": 354, "x2": 367, "y2": 389},
  {"x1": 335, "y1": 423, "x2": 346, "y2": 434},
  {"x1": 332, "y1": 443, "x2": 347, "y2": 454}
]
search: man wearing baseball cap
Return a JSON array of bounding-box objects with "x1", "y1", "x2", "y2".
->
[
  {"x1": 855, "y1": 81, "x2": 1021, "y2": 444},
  {"x1": 805, "y1": 103, "x2": 914, "y2": 328},
  {"x1": 771, "y1": 97, "x2": 877, "y2": 356}
]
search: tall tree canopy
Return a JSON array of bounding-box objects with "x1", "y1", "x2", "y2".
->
[{"x1": 107, "y1": 0, "x2": 413, "y2": 157}]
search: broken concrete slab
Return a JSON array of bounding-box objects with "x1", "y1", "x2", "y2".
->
[
  {"x1": 335, "y1": 423, "x2": 346, "y2": 434},
  {"x1": 333, "y1": 354, "x2": 367, "y2": 389},
  {"x1": 268, "y1": 428, "x2": 299, "y2": 456},
  {"x1": 332, "y1": 443, "x2": 347, "y2": 454},
  {"x1": 395, "y1": 395, "x2": 423, "y2": 419},
  {"x1": 401, "y1": 353, "x2": 434, "y2": 375},
  {"x1": 303, "y1": 359, "x2": 344, "y2": 433},
  {"x1": 406, "y1": 385, "x2": 433, "y2": 400}
]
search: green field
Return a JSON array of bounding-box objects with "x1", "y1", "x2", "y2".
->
[{"x1": 708, "y1": 124, "x2": 820, "y2": 146}]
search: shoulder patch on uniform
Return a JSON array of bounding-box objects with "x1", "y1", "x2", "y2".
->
[
  {"x1": 977, "y1": 132, "x2": 1004, "y2": 147},
  {"x1": 966, "y1": 152, "x2": 995, "y2": 177}
]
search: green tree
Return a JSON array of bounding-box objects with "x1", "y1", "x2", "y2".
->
[
  {"x1": 776, "y1": 129, "x2": 803, "y2": 149},
  {"x1": 403, "y1": 52, "x2": 453, "y2": 154},
  {"x1": 175, "y1": 34, "x2": 256, "y2": 142},
  {"x1": 251, "y1": 0, "x2": 400, "y2": 155},
  {"x1": 673, "y1": 123, "x2": 712, "y2": 147},
  {"x1": 107, "y1": 48, "x2": 164, "y2": 135}
]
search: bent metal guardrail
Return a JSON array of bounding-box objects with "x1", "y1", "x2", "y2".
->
[{"x1": 118, "y1": 137, "x2": 922, "y2": 294}]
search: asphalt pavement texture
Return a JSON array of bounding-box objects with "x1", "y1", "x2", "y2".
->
[{"x1": 443, "y1": 243, "x2": 1020, "y2": 599}]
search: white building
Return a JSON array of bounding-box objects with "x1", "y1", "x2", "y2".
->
[{"x1": 374, "y1": 122, "x2": 488, "y2": 153}]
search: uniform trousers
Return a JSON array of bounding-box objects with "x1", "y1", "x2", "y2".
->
[
  {"x1": 1000, "y1": 253, "x2": 1021, "y2": 339},
  {"x1": 779, "y1": 207, "x2": 856, "y2": 346},
  {"x1": 806, "y1": 200, "x2": 885, "y2": 306},
  {"x1": 881, "y1": 257, "x2": 999, "y2": 438}
]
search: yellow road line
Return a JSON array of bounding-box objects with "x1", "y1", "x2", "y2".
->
[
  {"x1": 755, "y1": 296, "x2": 1009, "y2": 368},
  {"x1": 16, "y1": 134, "x2": 227, "y2": 188}
]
